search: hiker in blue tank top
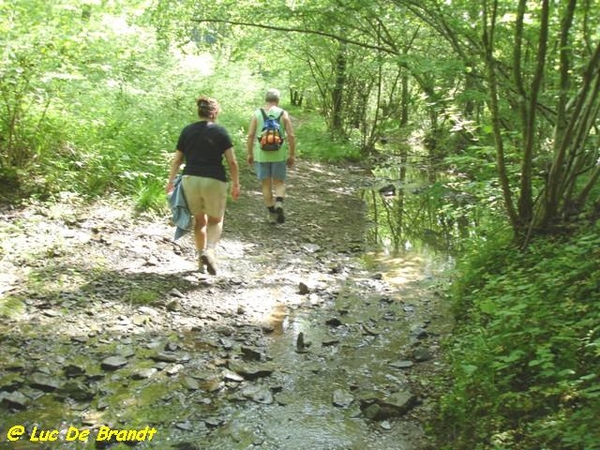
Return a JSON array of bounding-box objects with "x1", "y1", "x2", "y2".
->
[{"x1": 246, "y1": 88, "x2": 296, "y2": 224}]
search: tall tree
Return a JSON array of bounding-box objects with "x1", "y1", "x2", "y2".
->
[{"x1": 395, "y1": 0, "x2": 600, "y2": 239}]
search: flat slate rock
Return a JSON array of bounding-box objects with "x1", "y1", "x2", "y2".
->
[
  {"x1": 389, "y1": 360, "x2": 414, "y2": 369},
  {"x1": 228, "y1": 361, "x2": 275, "y2": 380},
  {"x1": 100, "y1": 356, "x2": 128, "y2": 370}
]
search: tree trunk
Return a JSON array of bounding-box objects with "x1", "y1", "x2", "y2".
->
[
  {"x1": 331, "y1": 44, "x2": 346, "y2": 133},
  {"x1": 483, "y1": 0, "x2": 520, "y2": 232}
]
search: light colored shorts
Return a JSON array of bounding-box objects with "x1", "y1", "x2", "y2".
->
[
  {"x1": 255, "y1": 161, "x2": 287, "y2": 181},
  {"x1": 182, "y1": 175, "x2": 228, "y2": 218}
]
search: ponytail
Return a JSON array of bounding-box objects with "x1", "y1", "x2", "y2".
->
[{"x1": 196, "y1": 96, "x2": 219, "y2": 120}]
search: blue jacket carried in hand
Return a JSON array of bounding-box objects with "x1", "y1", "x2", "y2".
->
[{"x1": 168, "y1": 175, "x2": 191, "y2": 240}]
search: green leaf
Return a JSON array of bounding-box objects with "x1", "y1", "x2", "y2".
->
[{"x1": 462, "y1": 364, "x2": 478, "y2": 375}]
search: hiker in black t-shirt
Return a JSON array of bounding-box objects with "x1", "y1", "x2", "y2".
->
[{"x1": 167, "y1": 96, "x2": 240, "y2": 275}]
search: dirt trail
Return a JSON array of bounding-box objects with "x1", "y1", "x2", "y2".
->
[{"x1": 0, "y1": 161, "x2": 451, "y2": 450}]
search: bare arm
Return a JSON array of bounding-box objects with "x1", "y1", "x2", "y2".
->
[
  {"x1": 283, "y1": 111, "x2": 296, "y2": 167},
  {"x1": 224, "y1": 147, "x2": 240, "y2": 200},
  {"x1": 246, "y1": 116, "x2": 257, "y2": 165},
  {"x1": 166, "y1": 150, "x2": 184, "y2": 193}
]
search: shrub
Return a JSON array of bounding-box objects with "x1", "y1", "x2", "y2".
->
[{"x1": 434, "y1": 222, "x2": 600, "y2": 450}]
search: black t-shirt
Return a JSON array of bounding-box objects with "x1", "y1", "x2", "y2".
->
[{"x1": 177, "y1": 121, "x2": 233, "y2": 182}]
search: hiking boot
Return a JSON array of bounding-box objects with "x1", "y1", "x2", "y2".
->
[
  {"x1": 275, "y1": 201, "x2": 285, "y2": 224},
  {"x1": 200, "y1": 249, "x2": 218, "y2": 275},
  {"x1": 268, "y1": 211, "x2": 277, "y2": 224}
]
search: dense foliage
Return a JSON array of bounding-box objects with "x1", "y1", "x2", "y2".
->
[
  {"x1": 436, "y1": 222, "x2": 600, "y2": 449},
  {"x1": 0, "y1": 0, "x2": 356, "y2": 207},
  {"x1": 176, "y1": 0, "x2": 600, "y2": 240}
]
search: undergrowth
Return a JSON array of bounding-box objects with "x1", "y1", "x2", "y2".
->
[
  {"x1": 433, "y1": 221, "x2": 600, "y2": 450},
  {"x1": 292, "y1": 114, "x2": 362, "y2": 163},
  {"x1": 3, "y1": 92, "x2": 360, "y2": 213}
]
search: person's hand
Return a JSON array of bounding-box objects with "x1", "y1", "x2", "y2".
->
[
  {"x1": 166, "y1": 180, "x2": 174, "y2": 195},
  {"x1": 231, "y1": 183, "x2": 241, "y2": 200},
  {"x1": 247, "y1": 154, "x2": 254, "y2": 165},
  {"x1": 287, "y1": 155, "x2": 295, "y2": 168}
]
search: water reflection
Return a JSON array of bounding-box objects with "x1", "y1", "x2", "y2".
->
[{"x1": 361, "y1": 158, "x2": 478, "y2": 254}]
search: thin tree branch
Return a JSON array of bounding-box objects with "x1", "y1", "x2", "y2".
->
[{"x1": 192, "y1": 18, "x2": 399, "y2": 55}]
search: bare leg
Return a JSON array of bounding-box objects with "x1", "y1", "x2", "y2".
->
[
  {"x1": 206, "y1": 215, "x2": 223, "y2": 249},
  {"x1": 273, "y1": 179, "x2": 286, "y2": 199},
  {"x1": 193, "y1": 213, "x2": 208, "y2": 252},
  {"x1": 200, "y1": 215, "x2": 223, "y2": 275},
  {"x1": 261, "y1": 178, "x2": 274, "y2": 207}
]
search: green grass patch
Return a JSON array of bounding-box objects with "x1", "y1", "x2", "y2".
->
[
  {"x1": 125, "y1": 288, "x2": 160, "y2": 306},
  {"x1": 0, "y1": 295, "x2": 25, "y2": 318},
  {"x1": 134, "y1": 179, "x2": 166, "y2": 213}
]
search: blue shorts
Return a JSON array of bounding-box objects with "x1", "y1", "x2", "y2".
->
[{"x1": 254, "y1": 161, "x2": 287, "y2": 181}]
